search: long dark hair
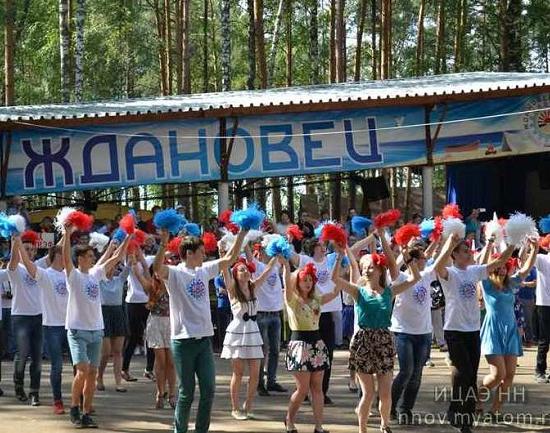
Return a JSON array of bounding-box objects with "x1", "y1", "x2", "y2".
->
[{"x1": 231, "y1": 258, "x2": 256, "y2": 303}]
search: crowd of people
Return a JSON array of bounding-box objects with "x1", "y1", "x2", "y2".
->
[{"x1": 0, "y1": 200, "x2": 549, "y2": 433}]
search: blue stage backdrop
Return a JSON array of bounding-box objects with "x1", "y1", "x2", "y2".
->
[{"x1": 6, "y1": 93, "x2": 550, "y2": 195}]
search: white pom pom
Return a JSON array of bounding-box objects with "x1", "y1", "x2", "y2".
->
[
  {"x1": 261, "y1": 234, "x2": 283, "y2": 248},
  {"x1": 54, "y1": 207, "x2": 76, "y2": 233},
  {"x1": 505, "y1": 212, "x2": 537, "y2": 246},
  {"x1": 89, "y1": 232, "x2": 110, "y2": 253},
  {"x1": 245, "y1": 230, "x2": 264, "y2": 244},
  {"x1": 7, "y1": 214, "x2": 27, "y2": 234},
  {"x1": 443, "y1": 217, "x2": 466, "y2": 239},
  {"x1": 217, "y1": 228, "x2": 236, "y2": 252},
  {"x1": 484, "y1": 213, "x2": 504, "y2": 244}
]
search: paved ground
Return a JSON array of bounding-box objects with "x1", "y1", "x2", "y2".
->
[{"x1": 1, "y1": 346, "x2": 550, "y2": 432}]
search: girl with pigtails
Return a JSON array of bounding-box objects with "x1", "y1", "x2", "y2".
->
[
  {"x1": 281, "y1": 258, "x2": 342, "y2": 433},
  {"x1": 219, "y1": 255, "x2": 278, "y2": 420},
  {"x1": 331, "y1": 229, "x2": 421, "y2": 433}
]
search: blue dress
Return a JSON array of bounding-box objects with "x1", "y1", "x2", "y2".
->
[{"x1": 480, "y1": 277, "x2": 523, "y2": 357}]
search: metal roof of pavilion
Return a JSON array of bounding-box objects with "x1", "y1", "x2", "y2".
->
[{"x1": 0, "y1": 72, "x2": 549, "y2": 124}]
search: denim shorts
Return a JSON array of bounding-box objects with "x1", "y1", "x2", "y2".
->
[{"x1": 67, "y1": 329, "x2": 104, "y2": 367}]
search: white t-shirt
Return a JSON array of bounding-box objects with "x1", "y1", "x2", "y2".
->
[
  {"x1": 390, "y1": 266, "x2": 436, "y2": 335},
  {"x1": 253, "y1": 259, "x2": 283, "y2": 312},
  {"x1": 535, "y1": 254, "x2": 550, "y2": 306},
  {"x1": 164, "y1": 260, "x2": 219, "y2": 339},
  {"x1": 298, "y1": 255, "x2": 342, "y2": 313},
  {"x1": 65, "y1": 266, "x2": 107, "y2": 331},
  {"x1": 126, "y1": 255, "x2": 154, "y2": 303},
  {"x1": 35, "y1": 256, "x2": 50, "y2": 269},
  {"x1": 8, "y1": 264, "x2": 43, "y2": 316},
  {"x1": 440, "y1": 265, "x2": 488, "y2": 332},
  {"x1": 37, "y1": 267, "x2": 68, "y2": 327}
]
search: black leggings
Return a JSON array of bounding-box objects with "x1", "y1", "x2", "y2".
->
[
  {"x1": 123, "y1": 303, "x2": 154, "y2": 372},
  {"x1": 319, "y1": 312, "x2": 335, "y2": 396}
]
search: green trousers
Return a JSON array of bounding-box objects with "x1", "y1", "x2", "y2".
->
[{"x1": 171, "y1": 337, "x2": 216, "y2": 433}]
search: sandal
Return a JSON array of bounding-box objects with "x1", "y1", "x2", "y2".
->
[
  {"x1": 121, "y1": 371, "x2": 138, "y2": 382},
  {"x1": 168, "y1": 394, "x2": 176, "y2": 409},
  {"x1": 115, "y1": 386, "x2": 127, "y2": 393},
  {"x1": 284, "y1": 417, "x2": 298, "y2": 433},
  {"x1": 155, "y1": 394, "x2": 164, "y2": 409},
  {"x1": 96, "y1": 383, "x2": 105, "y2": 391}
]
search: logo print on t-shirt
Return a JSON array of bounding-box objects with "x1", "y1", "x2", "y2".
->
[
  {"x1": 413, "y1": 286, "x2": 427, "y2": 305},
  {"x1": 23, "y1": 273, "x2": 37, "y2": 287},
  {"x1": 54, "y1": 280, "x2": 67, "y2": 297},
  {"x1": 85, "y1": 281, "x2": 99, "y2": 301},
  {"x1": 267, "y1": 273, "x2": 278, "y2": 287},
  {"x1": 317, "y1": 269, "x2": 329, "y2": 285},
  {"x1": 187, "y1": 278, "x2": 206, "y2": 300},
  {"x1": 459, "y1": 281, "x2": 477, "y2": 299}
]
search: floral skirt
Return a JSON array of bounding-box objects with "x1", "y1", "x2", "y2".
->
[
  {"x1": 286, "y1": 331, "x2": 330, "y2": 372},
  {"x1": 349, "y1": 328, "x2": 395, "y2": 375}
]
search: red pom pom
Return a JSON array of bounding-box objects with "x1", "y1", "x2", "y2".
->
[
  {"x1": 298, "y1": 263, "x2": 318, "y2": 285},
  {"x1": 287, "y1": 224, "x2": 303, "y2": 241},
  {"x1": 226, "y1": 222, "x2": 239, "y2": 234},
  {"x1": 133, "y1": 229, "x2": 146, "y2": 246},
  {"x1": 219, "y1": 209, "x2": 233, "y2": 225},
  {"x1": 202, "y1": 232, "x2": 218, "y2": 254},
  {"x1": 119, "y1": 213, "x2": 136, "y2": 235},
  {"x1": 394, "y1": 223, "x2": 421, "y2": 246},
  {"x1": 320, "y1": 223, "x2": 347, "y2": 247},
  {"x1": 442, "y1": 204, "x2": 463, "y2": 220},
  {"x1": 66, "y1": 211, "x2": 94, "y2": 232},
  {"x1": 539, "y1": 235, "x2": 550, "y2": 250},
  {"x1": 127, "y1": 239, "x2": 141, "y2": 255},
  {"x1": 21, "y1": 230, "x2": 40, "y2": 245},
  {"x1": 371, "y1": 253, "x2": 387, "y2": 267},
  {"x1": 167, "y1": 237, "x2": 182, "y2": 255},
  {"x1": 232, "y1": 257, "x2": 256, "y2": 279},
  {"x1": 374, "y1": 209, "x2": 401, "y2": 229},
  {"x1": 431, "y1": 216, "x2": 443, "y2": 242},
  {"x1": 498, "y1": 218, "x2": 508, "y2": 227}
]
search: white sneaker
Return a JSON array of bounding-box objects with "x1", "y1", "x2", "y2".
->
[
  {"x1": 425, "y1": 358, "x2": 435, "y2": 367},
  {"x1": 231, "y1": 410, "x2": 248, "y2": 420}
]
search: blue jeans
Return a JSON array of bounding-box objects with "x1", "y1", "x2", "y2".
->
[
  {"x1": 12, "y1": 314, "x2": 43, "y2": 393},
  {"x1": 391, "y1": 332, "x2": 431, "y2": 413},
  {"x1": 43, "y1": 326, "x2": 67, "y2": 401},
  {"x1": 257, "y1": 311, "x2": 281, "y2": 386},
  {"x1": 2, "y1": 308, "x2": 15, "y2": 357}
]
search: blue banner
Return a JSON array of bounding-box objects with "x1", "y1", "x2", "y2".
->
[{"x1": 6, "y1": 93, "x2": 550, "y2": 195}]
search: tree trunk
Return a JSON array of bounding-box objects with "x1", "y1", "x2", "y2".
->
[
  {"x1": 59, "y1": 0, "x2": 70, "y2": 102},
  {"x1": 221, "y1": 0, "x2": 231, "y2": 91},
  {"x1": 329, "y1": 0, "x2": 336, "y2": 83},
  {"x1": 271, "y1": 179, "x2": 282, "y2": 221},
  {"x1": 191, "y1": 184, "x2": 199, "y2": 221},
  {"x1": 74, "y1": 0, "x2": 86, "y2": 102},
  {"x1": 175, "y1": 0, "x2": 182, "y2": 93},
  {"x1": 354, "y1": 0, "x2": 368, "y2": 81},
  {"x1": 381, "y1": 0, "x2": 391, "y2": 79},
  {"x1": 404, "y1": 167, "x2": 412, "y2": 220},
  {"x1": 371, "y1": 0, "x2": 377, "y2": 80},
  {"x1": 4, "y1": 0, "x2": 15, "y2": 105},
  {"x1": 268, "y1": 0, "x2": 285, "y2": 84},
  {"x1": 246, "y1": 0, "x2": 256, "y2": 90},
  {"x1": 499, "y1": 0, "x2": 523, "y2": 72},
  {"x1": 335, "y1": 0, "x2": 346, "y2": 82},
  {"x1": 453, "y1": 0, "x2": 467, "y2": 72},
  {"x1": 153, "y1": 0, "x2": 168, "y2": 95},
  {"x1": 203, "y1": 0, "x2": 209, "y2": 92},
  {"x1": 309, "y1": 0, "x2": 319, "y2": 84},
  {"x1": 254, "y1": 0, "x2": 268, "y2": 89},
  {"x1": 287, "y1": 177, "x2": 295, "y2": 221},
  {"x1": 435, "y1": 0, "x2": 445, "y2": 74},
  {"x1": 164, "y1": 0, "x2": 173, "y2": 94},
  {"x1": 285, "y1": 0, "x2": 293, "y2": 86},
  {"x1": 181, "y1": 0, "x2": 191, "y2": 93},
  {"x1": 415, "y1": 0, "x2": 425, "y2": 76}
]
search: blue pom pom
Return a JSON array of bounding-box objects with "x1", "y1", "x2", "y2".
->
[
  {"x1": 214, "y1": 274, "x2": 225, "y2": 289},
  {"x1": 266, "y1": 236, "x2": 292, "y2": 259},
  {"x1": 230, "y1": 203, "x2": 265, "y2": 230},
  {"x1": 539, "y1": 215, "x2": 550, "y2": 234},
  {"x1": 0, "y1": 213, "x2": 16, "y2": 238},
  {"x1": 154, "y1": 209, "x2": 187, "y2": 235},
  {"x1": 112, "y1": 228, "x2": 127, "y2": 244},
  {"x1": 314, "y1": 224, "x2": 324, "y2": 239},
  {"x1": 326, "y1": 252, "x2": 349, "y2": 269},
  {"x1": 184, "y1": 223, "x2": 201, "y2": 237},
  {"x1": 351, "y1": 216, "x2": 372, "y2": 237},
  {"x1": 419, "y1": 219, "x2": 435, "y2": 239}
]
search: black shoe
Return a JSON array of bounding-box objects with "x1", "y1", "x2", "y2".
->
[
  {"x1": 70, "y1": 406, "x2": 82, "y2": 427},
  {"x1": 314, "y1": 429, "x2": 330, "y2": 433},
  {"x1": 323, "y1": 395, "x2": 334, "y2": 405},
  {"x1": 81, "y1": 413, "x2": 98, "y2": 429},
  {"x1": 0, "y1": 388, "x2": 3, "y2": 397},
  {"x1": 535, "y1": 373, "x2": 549, "y2": 383},
  {"x1": 257, "y1": 383, "x2": 270, "y2": 397},
  {"x1": 267, "y1": 382, "x2": 287, "y2": 393},
  {"x1": 29, "y1": 392, "x2": 40, "y2": 406},
  {"x1": 460, "y1": 426, "x2": 473, "y2": 433},
  {"x1": 15, "y1": 388, "x2": 28, "y2": 402}
]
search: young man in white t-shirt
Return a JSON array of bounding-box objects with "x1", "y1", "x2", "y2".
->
[
  {"x1": 16, "y1": 240, "x2": 68, "y2": 415},
  {"x1": 434, "y1": 234, "x2": 513, "y2": 433},
  {"x1": 62, "y1": 223, "x2": 129, "y2": 428},
  {"x1": 8, "y1": 231, "x2": 43, "y2": 406},
  {"x1": 534, "y1": 242, "x2": 550, "y2": 382},
  {"x1": 154, "y1": 227, "x2": 247, "y2": 433}
]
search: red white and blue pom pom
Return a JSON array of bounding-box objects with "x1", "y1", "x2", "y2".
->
[
  {"x1": 21, "y1": 230, "x2": 40, "y2": 245},
  {"x1": 420, "y1": 219, "x2": 435, "y2": 239},
  {"x1": 266, "y1": 236, "x2": 292, "y2": 259},
  {"x1": 442, "y1": 203, "x2": 463, "y2": 220},
  {"x1": 167, "y1": 237, "x2": 182, "y2": 255},
  {"x1": 183, "y1": 222, "x2": 201, "y2": 237},
  {"x1": 287, "y1": 224, "x2": 304, "y2": 241},
  {"x1": 154, "y1": 209, "x2": 187, "y2": 235},
  {"x1": 67, "y1": 211, "x2": 94, "y2": 232},
  {"x1": 202, "y1": 232, "x2": 218, "y2": 254},
  {"x1": 54, "y1": 207, "x2": 77, "y2": 233},
  {"x1": 230, "y1": 203, "x2": 266, "y2": 231},
  {"x1": 119, "y1": 213, "x2": 136, "y2": 235},
  {"x1": 320, "y1": 223, "x2": 347, "y2": 247},
  {"x1": 351, "y1": 216, "x2": 372, "y2": 237},
  {"x1": 505, "y1": 212, "x2": 537, "y2": 246},
  {"x1": 442, "y1": 217, "x2": 466, "y2": 239},
  {"x1": 374, "y1": 209, "x2": 401, "y2": 229},
  {"x1": 394, "y1": 224, "x2": 421, "y2": 246},
  {"x1": 245, "y1": 230, "x2": 264, "y2": 244},
  {"x1": 112, "y1": 228, "x2": 127, "y2": 244}
]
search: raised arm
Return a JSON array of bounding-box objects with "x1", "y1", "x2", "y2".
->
[
  {"x1": 62, "y1": 226, "x2": 74, "y2": 275},
  {"x1": 349, "y1": 233, "x2": 376, "y2": 257},
  {"x1": 486, "y1": 244, "x2": 515, "y2": 274},
  {"x1": 252, "y1": 256, "x2": 277, "y2": 288},
  {"x1": 153, "y1": 229, "x2": 170, "y2": 281},
  {"x1": 218, "y1": 228, "x2": 248, "y2": 271},
  {"x1": 15, "y1": 237, "x2": 38, "y2": 279},
  {"x1": 517, "y1": 239, "x2": 538, "y2": 280},
  {"x1": 281, "y1": 258, "x2": 294, "y2": 304},
  {"x1": 244, "y1": 243, "x2": 254, "y2": 263},
  {"x1": 131, "y1": 259, "x2": 152, "y2": 293},
  {"x1": 433, "y1": 233, "x2": 459, "y2": 280},
  {"x1": 8, "y1": 236, "x2": 20, "y2": 271},
  {"x1": 477, "y1": 238, "x2": 494, "y2": 265},
  {"x1": 96, "y1": 241, "x2": 117, "y2": 267},
  {"x1": 378, "y1": 228, "x2": 399, "y2": 280},
  {"x1": 103, "y1": 235, "x2": 130, "y2": 275},
  {"x1": 346, "y1": 246, "x2": 361, "y2": 284},
  {"x1": 330, "y1": 252, "x2": 359, "y2": 300}
]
